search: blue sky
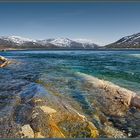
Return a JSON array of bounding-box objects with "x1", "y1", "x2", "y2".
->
[{"x1": 0, "y1": 2, "x2": 140, "y2": 45}]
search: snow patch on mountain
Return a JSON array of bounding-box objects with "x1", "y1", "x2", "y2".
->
[
  {"x1": 0, "y1": 36, "x2": 36, "y2": 45},
  {"x1": 106, "y1": 32, "x2": 140, "y2": 48},
  {"x1": 49, "y1": 38, "x2": 72, "y2": 47},
  {"x1": 74, "y1": 39, "x2": 98, "y2": 48},
  {"x1": 74, "y1": 39, "x2": 95, "y2": 44},
  {"x1": 117, "y1": 33, "x2": 140, "y2": 45}
]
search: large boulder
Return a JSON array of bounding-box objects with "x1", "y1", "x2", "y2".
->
[
  {"x1": 0, "y1": 56, "x2": 10, "y2": 67},
  {"x1": 77, "y1": 72, "x2": 140, "y2": 115}
]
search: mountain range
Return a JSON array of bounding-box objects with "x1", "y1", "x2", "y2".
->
[
  {"x1": 0, "y1": 36, "x2": 99, "y2": 50},
  {"x1": 0, "y1": 32, "x2": 140, "y2": 50}
]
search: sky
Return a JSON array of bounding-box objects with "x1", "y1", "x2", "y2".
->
[{"x1": 0, "y1": 2, "x2": 140, "y2": 45}]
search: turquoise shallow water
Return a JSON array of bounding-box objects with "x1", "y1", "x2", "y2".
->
[
  {"x1": 1, "y1": 50, "x2": 140, "y2": 94},
  {"x1": 1, "y1": 50, "x2": 140, "y2": 138}
]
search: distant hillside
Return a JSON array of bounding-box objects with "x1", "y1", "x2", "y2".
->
[
  {"x1": 106, "y1": 33, "x2": 140, "y2": 48},
  {"x1": 0, "y1": 36, "x2": 100, "y2": 50}
]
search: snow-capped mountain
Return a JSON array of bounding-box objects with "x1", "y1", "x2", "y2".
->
[
  {"x1": 74, "y1": 39, "x2": 98, "y2": 48},
  {"x1": 0, "y1": 36, "x2": 38, "y2": 47},
  {"x1": 106, "y1": 33, "x2": 140, "y2": 48},
  {"x1": 38, "y1": 38, "x2": 73, "y2": 47},
  {"x1": 48, "y1": 38, "x2": 72, "y2": 47},
  {"x1": 39, "y1": 38, "x2": 99, "y2": 48},
  {"x1": 0, "y1": 36, "x2": 99, "y2": 49},
  {"x1": 0, "y1": 36, "x2": 40, "y2": 49},
  {"x1": 0, "y1": 36, "x2": 36, "y2": 45}
]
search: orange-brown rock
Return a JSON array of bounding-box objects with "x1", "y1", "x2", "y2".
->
[{"x1": 29, "y1": 95, "x2": 99, "y2": 138}]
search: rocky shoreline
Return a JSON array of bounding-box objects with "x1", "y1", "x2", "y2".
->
[
  {"x1": 0, "y1": 83, "x2": 99, "y2": 138},
  {"x1": 77, "y1": 72, "x2": 140, "y2": 137},
  {"x1": 77, "y1": 72, "x2": 140, "y2": 111},
  {"x1": 0, "y1": 61, "x2": 140, "y2": 138}
]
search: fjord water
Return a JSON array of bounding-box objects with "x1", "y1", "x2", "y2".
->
[
  {"x1": 1, "y1": 50, "x2": 140, "y2": 94},
  {"x1": 0, "y1": 50, "x2": 140, "y2": 137}
]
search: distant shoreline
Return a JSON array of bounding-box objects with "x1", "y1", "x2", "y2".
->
[{"x1": 1, "y1": 48, "x2": 140, "y2": 52}]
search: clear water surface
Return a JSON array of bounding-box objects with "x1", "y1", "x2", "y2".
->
[{"x1": 1, "y1": 50, "x2": 140, "y2": 94}]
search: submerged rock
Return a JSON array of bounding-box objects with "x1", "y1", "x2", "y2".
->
[
  {"x1": 0, "y1": 69, "x2": 139, "y2": 138},
  {"x1": 20, "y1": 124, "x2": 34, "y2": 138},
  {"x1": 29, "y1": 95, "x2": 99, "y2": 138},
  {"x1": 77, "y1": 72, "x2": 140, "y2": 116},
  {"x1": 77, "y1": 72, "x2": 140, "y2": 137},
  {"x1": 131, "y1": 95, "x2": 140, "y2": 109},
  {"x1": 103, "y1": 125, "x2": 126, "y2": 138},
  {"x1": 108, "y1": 109, "x2": 140, "y2": 138},
  {"x1": 39, "y1": 106, "x2": 57, "y2": 114}
]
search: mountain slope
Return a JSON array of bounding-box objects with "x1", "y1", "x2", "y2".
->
[
  {"x1": 0, "y1": 36, "x2": 99, "y2": 50},
  {"x1": 1, "y1": 36, "x2": 36, "y2": 45},
  {"x1": 106, "y1": 33, "x2": 140, "y2": 48}
]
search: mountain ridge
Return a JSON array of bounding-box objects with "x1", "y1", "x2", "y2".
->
[
  {"x1": 0, "y1": 32, "x2": 140, "y2": 50},
  {"x1": 106, "y1": 32, "x2": 140, "y2": 48},
  {"x1": 0, "y1": 36, "x2": 99, "y2": 50}
]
